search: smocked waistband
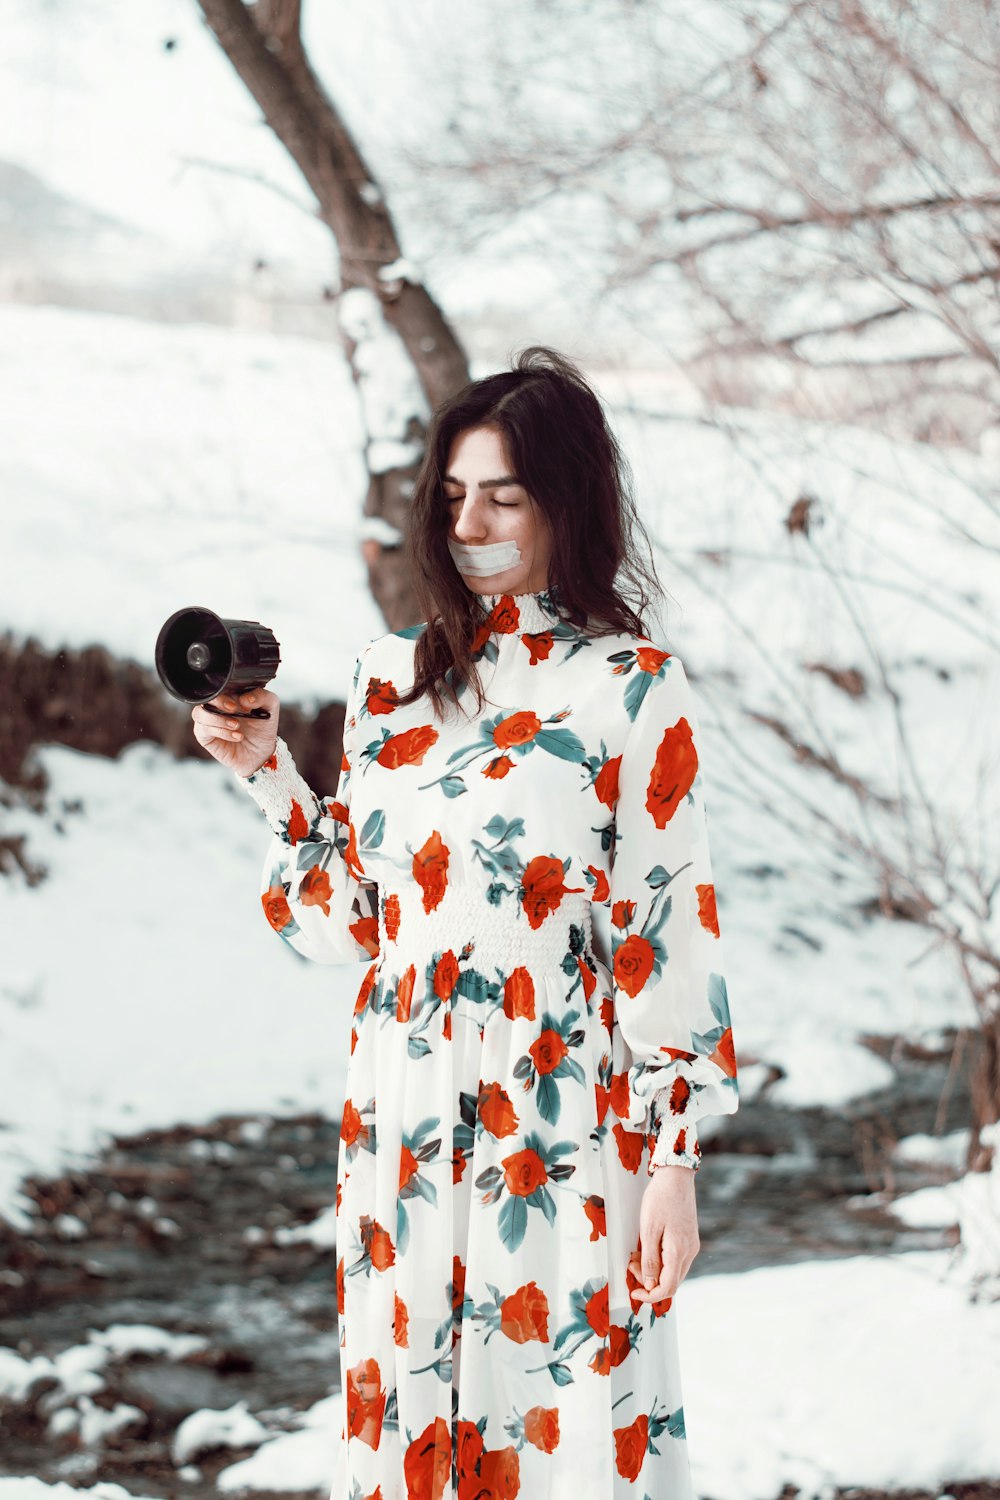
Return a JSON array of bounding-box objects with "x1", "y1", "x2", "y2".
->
[{"x1": 376, "y1": 881, "x2": 595, "y2": 975}]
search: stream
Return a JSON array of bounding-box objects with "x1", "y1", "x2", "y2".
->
[{"x1": 1, "y1": 1026, "x2": 994, "y2": 1500}]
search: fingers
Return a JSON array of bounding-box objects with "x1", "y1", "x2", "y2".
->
[
  {"x1": 210, "y1": 690, "x2": 262, "y2": 711},
  {"x1": 627, "y1": 1237, "x2": 683, "y2": 1304},
  {"x1": 191, "y1": 706, "x2": 243, "y2": 740}
]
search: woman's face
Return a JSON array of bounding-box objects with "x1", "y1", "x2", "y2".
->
[{"x1": 443, "y1": 425, "x2": 552, "y2": 595}]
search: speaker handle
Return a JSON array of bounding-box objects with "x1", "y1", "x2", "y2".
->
[{"x1": 201, "y1": 702, "x2": 272, "y2": 720}]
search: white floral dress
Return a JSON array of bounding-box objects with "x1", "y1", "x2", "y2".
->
[{"x1": 236, "y1": 586, "x2": 739, "y2": 1500}]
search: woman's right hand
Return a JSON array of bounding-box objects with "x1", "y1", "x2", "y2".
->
[{"x1": 191, "y1": 688, "x2": 280, "y2": 777}]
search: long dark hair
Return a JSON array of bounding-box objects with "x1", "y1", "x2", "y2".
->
[{"x1": 394, "y1": 345, "x2": 665, "y2": 717}]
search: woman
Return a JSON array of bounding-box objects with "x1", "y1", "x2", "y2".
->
[{"x1": 192, "y1": 346, "x2": 739, "y2": 1499}]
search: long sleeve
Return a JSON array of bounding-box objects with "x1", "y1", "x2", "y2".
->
[
  {"x1": 609, "y1": 650, "x2": 738, "y2": 1174},
  {"x1": 233, "y1": 642, "x2": 381, "y2": 966}
]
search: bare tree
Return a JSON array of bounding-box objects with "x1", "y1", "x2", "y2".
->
[
  {"x1": 195, "y1": 0, "x2": 471, "y2": 629},
  {"x1": 396, "y1": 0, "x2": 1000, "y2": 1281},
  {"x1": 407, "y1": 0, "x2": 1000, "y2": 446}
]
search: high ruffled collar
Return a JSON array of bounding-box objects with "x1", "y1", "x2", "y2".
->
[{"x1": 471, "y1": 585, "x2": 569, "y2": 635}]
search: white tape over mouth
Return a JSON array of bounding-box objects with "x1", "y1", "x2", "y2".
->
[{"x1": 447, "y1": 537, "x2": 523, "y2": 575}]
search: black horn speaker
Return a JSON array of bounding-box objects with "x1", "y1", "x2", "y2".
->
[{"x1": 155, "y1": 606, "x2": 279, "y2": 719}]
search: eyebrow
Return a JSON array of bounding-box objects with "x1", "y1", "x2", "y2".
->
[{"x1": 442, "y1": 473, "x2": 521, "y2": 488}]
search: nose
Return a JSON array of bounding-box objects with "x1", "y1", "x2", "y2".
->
[{"x1": 451, "y1": 497, "x2": 488, "y2": 542}]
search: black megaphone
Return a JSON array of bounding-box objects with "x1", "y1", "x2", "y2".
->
[{"x1": 155, "y1": 606, "x2": 280, "y2": 720}]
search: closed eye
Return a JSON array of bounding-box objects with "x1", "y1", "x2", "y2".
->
[{"x1": 446, "y1": 496, "x2": 519, "y2": 507}]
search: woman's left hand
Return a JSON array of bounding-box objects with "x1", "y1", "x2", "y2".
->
[{"x1": 627, "y1": 1165, "x2": 700, "y2": 1304}]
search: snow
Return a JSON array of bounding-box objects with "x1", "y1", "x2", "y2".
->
[
  {"x1": 87, "y1": 1325, "x2": 209, "y2": 1360},
  {"x1": 0, "y1": 304, "x2": 383, "y2": 706},
  {"x1": 6, "y1": 1251, "x2": 993, "y2": 1498},
  {"x1": 953, "y1": 1120, "x2": 1000, "y2": 1299},
  {"x1": 0, "y1": 737, "x2": 365, "y2": 1230},
  {"x1": 893, "y1": 1128, "x2": 970, "y2": 1171},
  {"x1": 274, "y1": 1202, "x2": 338, "y2": 1250},
  {"x1": 0, "y1": 1484, "x2": 158, "y2": 1500},
  {"x1": 68, "y1": 1399, "x2": 146, "y2": 1448},
  {"x1": 171, "y1": 1400, "x2": 269, "y2": 1466},
  {"x1": 215, "y1": 1392, "x2": 345, "y2": 1493},
  {"x1": 679, "y1": 1248, "x2": 1000, "y2": 1499},
  {"x1": 217, "y1": 1420, "x2": 339, "y2": 1493},
  {"x1": 0, "y1": 1348, "x2": 58, "y2": 1404}
]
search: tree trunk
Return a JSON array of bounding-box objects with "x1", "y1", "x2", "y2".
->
[{"x1": 196, "y1": 0, "x2": 471, "y2": 629}]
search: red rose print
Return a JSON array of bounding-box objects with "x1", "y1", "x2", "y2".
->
[
  {"x1": 394, "y1": 1291, "x2": 409, "y2": 1347},
  {"x1": 585, "y1": 1282, "x2": 609, "y2": 1338},
  {"x1": 403, "y1": 1416, "x2": 451, "y2": 1500},
  {"x1": 646, "y1": 714, "x2": 698, "y2": 828},
  {"x1": 523, "y1": 1405, "x2": 560, "y2": 1453},
  {"x1": 377, "y1": 723, "x2": 440, "y2": 769},
  {"x1": 613, "y1": 1120, "x2": 645, "y2": 1174},
  {"x1": 583, "y1": 1195, "x2": 606, "y2": 1240},
  {"x1": 479, "y1": 1082, "x2": 519, "y2": 1139},
  {"x1": 608, "y1": 1071, "x2": 631, "y2": 1121},
  {"x1": 413, "y1": 830, "x2": 450, "y2": 913},
  {"x1": 493, "y1": 710, "x2": 541, "y2": 750},
  {"x1": 697, "y1": 880, "x2": 720, "y2": 936},
  {"x1": 712, "y1": 1025, "x2": 738, "y2": 1077},
  {"x1": 529, "y1": 1028, "x2": 569, "y2": 1076},
  {"x1": 433, "y1": 949, "x2": 460, "y2": 1000},
  {"x1": 299, "y1": 863, "x2": 331, "y2": 915},
  {"x1": 355, "y1": 961, "x2": 378, "y2": 1020},
  {"x1": 339, "y1": 1098, "x2": 361, "y2": 1147},
  {"x1": 608, "y1": 1324, "x2": 632, "y2": 1367},
  {"x1": 521, "y1": 854, "x2": 585, "y2": 930},
  {"x1": 501, "y1": 1148, "x2": 548, "y2": 1197},
  {"x1": 488, "y1": 596, "x2": 521, "y2": 635},
  {"x1": 635, "y1": 645, "x2": 669, "y2": 675},
  {"x1": 594, "y1": 753, "x2": 621, "y2": 809},
  {"x1": 594, "y1": 1082, "x2": 611, "y2": 1128},
  {"x1": 347, "y1": 912, "x2": 378, "y2": 957},
  {"x1": 611, "y1": 898, "x2": 636, "y2": 929},
  {"x1": 477, "y1": 1445, "x2": 520, "y2": 1496},
  {"x1": 613, "y1": 1412, "x2": 649, "y2": 1482},
  {"x1": 452, "y1": 1255, "x2": 466, "y2": 1316},
  {"x1": 499, "y1": 1280, "x2": 550, "y2": 1343},
  {"x1": 286, "y1": 797, "x2": 308, "y2": 846},
  {"x1": 261, "y1": 884, "x2": 291, "y2": 932},
  {"x1": 503, "y1": 966, "x2": 536, "y2": 1019},
  {"x1": 523, "y1": 631, "x2": 554, "y2": 663},
  {"x1": 345, "y1": 1356, "x2": 386, "y2": 1451},
  {"x1": 666, "y1": 1074, "x2": 692, "y2": 1116},
  {"x1": 396, "y1": 963, "x2": 417, "y2": 1022},
  {"x1": 456, "y1": 1419, "x2": 484, "y2": 1482},
  {"x1": 613, "y1": 931, "x2": 655, "y2": 998},
  {"x1": 399, "y1": 1143, "x2": 420, "y2": 1191},
  {"x1": 364, "y1": 1219, "x2": 395, "y2": 1272},
  {"x1": 366, "y1": 674, "x2": 399, "y2": 715}
]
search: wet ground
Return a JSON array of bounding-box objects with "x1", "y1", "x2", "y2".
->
[{"x1": 1, "y1": 1027, "x2": 996, "y2": 1499}]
